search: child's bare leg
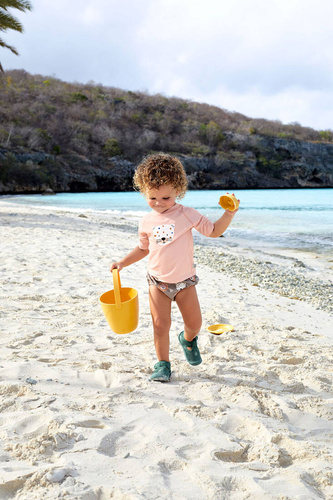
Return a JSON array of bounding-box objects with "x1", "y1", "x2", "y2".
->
[
  {"x1": 149, "y1": 285, "x2": 172, "y2": 361},
  {"x1": 175, "y1": 286, "x2": 202, "y2": 349}
]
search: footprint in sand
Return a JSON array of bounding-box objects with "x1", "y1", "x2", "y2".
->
[
  {"x1": 97, "y1": 430, "x2": 128, "y2": 457},
  {"x1": 214, "y1": 447, "x2": 249, "y2": 463},
  {"x1": 73, "y1": 419, "x2": 106, "y2": 429},
  {"x1": 0, "y1": 474, "x2": 31, "y2": 499},
  {"x1": 5, "y1": 417, "x2": 78, "y2": 463},
  {"x1": 157, "y1": 459, "x2": 185, "y2": 473}
]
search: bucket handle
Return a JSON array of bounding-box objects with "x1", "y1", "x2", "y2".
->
[{"x1": 112, "y1": 269, "x2": 122, "y2": 309}]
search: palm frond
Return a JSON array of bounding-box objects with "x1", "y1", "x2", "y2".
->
[
  {"x1": 0, "y1": 35, "x2": 18, "y2": 54},
  {"x1": 0, "y1": 1, "x2": 32, "y2": 13},
  {"x1": 0, "y1": 11, "x2": 24, "y2": 32},
  {"x1": 0, "y1": 0, "x2": 32, "y2": 73}
]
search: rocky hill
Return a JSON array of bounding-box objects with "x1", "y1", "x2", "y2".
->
[{"x1": 0, "y1": 70, "x2": 332, "y2": 194}]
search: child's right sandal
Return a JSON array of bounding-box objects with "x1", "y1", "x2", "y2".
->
[
  {"x1": 150, "y1": 361, "x2": 171, "y2": 382},
  {"x1": 178, "y1": 331, "x2": 202, "y2": 366}
]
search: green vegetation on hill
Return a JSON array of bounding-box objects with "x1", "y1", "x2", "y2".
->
[
  {"x1": 0, "y1": 70, "x2": 332, "y2": 193},
  {"x1": 1, "y1": 70, "x2": 332, "y2": 161}
]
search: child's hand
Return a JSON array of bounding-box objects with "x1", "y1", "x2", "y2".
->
[
  {"x1": 225, "y1": 192, "x2": 240, "y2": 215},
  {"x1": 110, "y1": 261, "x2": 124, "y2": 273}
]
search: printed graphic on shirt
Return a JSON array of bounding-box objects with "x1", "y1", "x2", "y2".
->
[{"x1": 153, "y1": 224, "x2": 175, "y2": 245}]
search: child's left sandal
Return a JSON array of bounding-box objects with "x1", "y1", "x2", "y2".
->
[{"x1": 178, "y1": 331, "x2": 202, "y2": 366}]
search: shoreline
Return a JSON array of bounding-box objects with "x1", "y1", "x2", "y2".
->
[
  {"x1": 2, "y1": 199, "x2": 332, "y2": 312},
  {"x1": 1, "y1": 186, "x2": 333, "y2": 198},
  {"x1": 1, "y1": 201, "x2": 332, "y2": 499}
]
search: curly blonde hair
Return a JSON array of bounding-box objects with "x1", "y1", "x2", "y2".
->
[{"x1": 133, "y1": 153, "x2": 188, "y2": 199}]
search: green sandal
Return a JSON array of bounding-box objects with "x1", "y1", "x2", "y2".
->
[
  {"x1": 150, "y1": 361, "x2": 171, "y2": 382},
  {"x1": 178, "y1": 331, "x2": 202, "y2": 366}
]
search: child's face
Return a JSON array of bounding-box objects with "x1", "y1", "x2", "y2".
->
[{"x1": 146, "y1": 185, "x2": 179, "y2": 213}]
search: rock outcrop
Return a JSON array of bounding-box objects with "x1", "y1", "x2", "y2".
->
[
  {"x1": 1, "y1": 132, "x2": 332, "y2": 194},
  {"x1": 181, "y1": 133, "x2": 333, "y2": 189}
]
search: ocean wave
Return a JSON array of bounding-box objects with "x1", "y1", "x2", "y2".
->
[{"x1": 2, "y1": 202, "x2": 149, "y2": 218}]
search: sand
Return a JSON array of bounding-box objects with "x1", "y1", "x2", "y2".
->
[{"x1": 0, "y1": 200, "x2": 332, "y2": 500}]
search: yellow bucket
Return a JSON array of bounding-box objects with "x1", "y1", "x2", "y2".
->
[{"x1": 100, "y1": 269, "x2": 139, "y2": 334}]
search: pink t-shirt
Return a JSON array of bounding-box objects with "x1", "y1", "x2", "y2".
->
[{"x1": 138, "y1": 203, "x2": 214, "y2": 283}]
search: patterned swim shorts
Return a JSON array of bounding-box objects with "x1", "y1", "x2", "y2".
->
[{"x1": 147, "y1": 272, "x2": 199, "y2": 301}]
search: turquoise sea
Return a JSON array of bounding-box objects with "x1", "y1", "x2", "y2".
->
[{"x1": 3, "y1": 189, "x2": 333, "y2": 255}]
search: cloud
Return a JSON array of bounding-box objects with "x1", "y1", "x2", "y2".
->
[
  {"x1": 1, "y1": 0, "x2": 333, "y2": 129},
  {"x1": 80, "y1": 6, "x2": 105, "y2": 26},
  {"x1": 136, "y1": 0, "x2": 333, "y2": 94},
  {"x1": 182, "y1": 84, "x2": 333, "y2": 130}
]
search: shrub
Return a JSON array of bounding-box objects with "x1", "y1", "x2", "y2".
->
[
  {"x1": 190, "y1": 144, "x2": 210, "y2": 157},
  {"x1": 319, "y1": 130, "x2": 333, "y2": 142},
  {"x1": 131, "y1": 114, "x2": 142, "y2": 124},
  {"x1": 206, "y1": 121, "x2": 225, "y2": 146},
  {"x1": 37, "y1": 128, "x2": 52, "y2": 145},
  {"x1": 0, "y1": 153, "x2": 51, "y2": 186},
  {"x1": 69, "y1": 92, "x2": 89, "y2": 103},
  {"x1": 198, "y1": 123, "x2": 207, "y2": 139},
  {"x1": 104, "y1": 138, "x2": 122, "y2": 157},
  {"x1": 257, "y1": 155, "x2": 282, "y2": 178},
  {"x1": 198, "y1": 121, "x2": 224, "y2": 146},
  {"x1": 0, "y1": 128, "x2": 9, "y2": 144},
  {"x1": 0, "y1": 153, "x2": 17, "y2": 182}
]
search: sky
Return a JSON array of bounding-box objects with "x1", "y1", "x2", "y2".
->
[{"x1": 1, "y1": 0, "x2": 333, "y2": 130}]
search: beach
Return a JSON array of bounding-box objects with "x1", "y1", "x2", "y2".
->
[{"x1": 0, "y1": 200, "x2": 332, "y2": 500}]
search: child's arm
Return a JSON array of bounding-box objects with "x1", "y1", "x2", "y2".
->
[
  {"x1": 210, "y1": 209, "x2": 237, "y2": 238},
  {"x1": 110, "y1": 246, "x2": 149, "y2": 272},
  {"x1": 210, "y1": 194, "x2": 240, "y2": 238}
]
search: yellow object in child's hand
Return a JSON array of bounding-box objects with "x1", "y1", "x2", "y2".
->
[{"x1": 219, "y1": 193, "x2": 239, "y2": 211}]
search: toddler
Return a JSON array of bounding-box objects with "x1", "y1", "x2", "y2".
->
[{"x1": 110, "y1": 153, "x2": 239, "y2": 382}]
